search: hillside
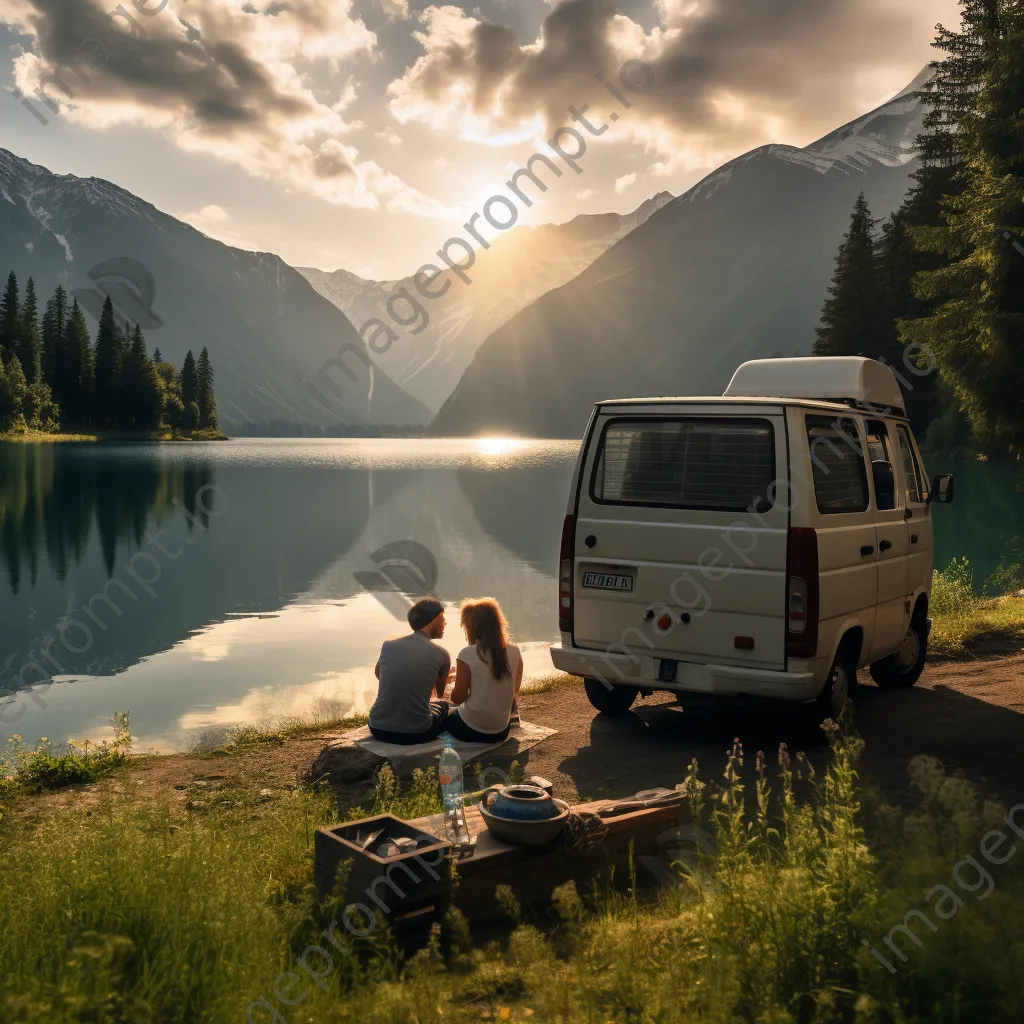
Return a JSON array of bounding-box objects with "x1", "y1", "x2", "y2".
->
[
  {"x1": 432, "y1": 71, "x2": 930, "y2": 438},
  {"x1": 0, "y1": 150, "x2": 429, "y2": 432}
]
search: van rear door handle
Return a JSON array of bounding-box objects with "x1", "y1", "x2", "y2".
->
[
  {"x1": 879, "y1": 539, "x2": 893, "y2": 552},
  {"x1": 861, "y1": 545, "x2": 875, "y2": 557}
]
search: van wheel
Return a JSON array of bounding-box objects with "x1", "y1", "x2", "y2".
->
[
  {"x1": 583, "y1": 679, "x2": 638, "y2": 715},
  {"x1": 810, "y1": 647, "x2": 854, "y2": 725},
  {"x1": 869, "y1": 614, "x2": 928, "y2": 690}
]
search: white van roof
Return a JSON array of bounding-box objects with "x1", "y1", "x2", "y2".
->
[{"x1": 724, "y1": 357, "x2": 905, "y2": 414}]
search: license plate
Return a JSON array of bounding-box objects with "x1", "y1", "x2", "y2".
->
[{"x1": 582, "y1": 572, "x2": 633, "y2": 592}]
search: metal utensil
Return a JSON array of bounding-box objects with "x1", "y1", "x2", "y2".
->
[{"x1": 358, "y1": 828, "x2": 385, "y2": 850}]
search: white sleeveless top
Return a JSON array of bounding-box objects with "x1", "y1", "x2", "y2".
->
[{"x1": 456, "y1": 643, "x2": 521, "y2": 734}]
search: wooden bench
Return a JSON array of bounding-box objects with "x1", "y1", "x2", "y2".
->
[{"x1": 406, "y1": 798, "x2": 682, "y2": 922}]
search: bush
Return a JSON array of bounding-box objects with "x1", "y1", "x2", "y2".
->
[
  {"x1": 0, "y1": 712, "x2": 133, "y2": 798},
  {"x1": 930, "y1": 557, "x2": 1024, "y2": 656}
]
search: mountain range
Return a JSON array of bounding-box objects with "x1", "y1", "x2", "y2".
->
[
  {"x1": 297, "y1": 191, "x2": 673, "y2": 414},
  {"x1": 432, "y1": 69, "x2": 931, "y2": 437},
  {"x1": 1, "y1": 67, "x2": 931, "y2": 438},
  {"x1": 0, "y1": 149, "x2": 429, "y2": 432}
]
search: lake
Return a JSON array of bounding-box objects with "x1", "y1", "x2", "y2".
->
[{"x1": 0, "y1": 439, "x2": 1019, "y2": 752}]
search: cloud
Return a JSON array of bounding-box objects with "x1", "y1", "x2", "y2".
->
[
  {"x1": 198, "y1": 204, "x2": 229, "y2": 222},
  {"x1": 377, "y1": 0, "x2": 409, "y2": 22},
  {"x1": 374, "y1": 125, "x2": 402, "y2": 144},
  {"x1": 613, "y1": 171, "x2": 636, "y2": 193},
  {"x1": 387, "y1": 0, "x2": 960, "y2": 172},
  {"x1": 0, "y1": 0, "x2": 454, "y2": 216}
]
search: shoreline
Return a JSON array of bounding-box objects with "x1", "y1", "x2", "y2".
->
[
  {"x1": 3, "y1": 639, "x2": 1023, "y2": 814},
  {"x1": 0, "y1": 427, "x2": 230, "y2": 443}
]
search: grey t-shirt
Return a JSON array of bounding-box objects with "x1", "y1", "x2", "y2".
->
[{"x1": 369, "y1": 631, "x2": 450, "y2": 734}]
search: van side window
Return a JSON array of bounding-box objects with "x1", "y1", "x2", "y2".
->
[
  {"x1": 865, "y1": 420, "x2": 898, "y2": 511},
  {"x1": 592, "y1": 419, "x2": 775, "y2": 512},
  {"x1": 896, "y1": 427, "x2": 925, "y2": 504},
  {"x1": 806, "y1": 416, "x2": 869, "y2": 514}
]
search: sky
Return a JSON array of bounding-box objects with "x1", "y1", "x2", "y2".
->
[{"x1": 1, "y1": 0, "x2": 962, "y2": 280}]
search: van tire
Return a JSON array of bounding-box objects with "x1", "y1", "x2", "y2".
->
[
  {"x1": 869, "y1": 614, "x2": 929, "y2": 690},
  {"x1": 583, "y1": 679, "x2": 638, "y2": 715},
  {"x1": 810, "y1": 645, "x2": 854, "y2": 725}
]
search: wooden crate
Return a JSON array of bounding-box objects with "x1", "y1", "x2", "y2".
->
[{"x1": 314, "y1": 815, "x2": 451, "y2": 941}]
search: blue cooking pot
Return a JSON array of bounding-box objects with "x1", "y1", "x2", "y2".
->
[{"x1": 482, "y1": 784, "x2": 560, "y2": 821}]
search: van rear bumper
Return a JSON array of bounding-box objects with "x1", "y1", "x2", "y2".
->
[{"x1": 549, "y1": 644, "x2": 821, "y2": 703}]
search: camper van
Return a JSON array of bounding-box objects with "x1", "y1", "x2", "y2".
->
[{"x1": 550, "y1": 357, "x2": 955, "y2": 722}]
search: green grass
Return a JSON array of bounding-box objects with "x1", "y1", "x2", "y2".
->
[
  {"x1": 188, "y1": 701, "x2": 369, "y2": 756},
  {"x1": 930, "y1": 557, "x2": 1024, "y2": 657},
  {"x1": 520, "y1": 672, "x2": 579, "y2": 695},
  {"x1": 2, "y1": 724, "x2": 1023, "y2": 1023},
  {"x1": 0, "y1": 713, "x2": 133, "y2": 803}
]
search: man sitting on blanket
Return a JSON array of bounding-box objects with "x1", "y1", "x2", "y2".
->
[{"x1": 368, "y1": 598, "x2": 453, "y2": 745}]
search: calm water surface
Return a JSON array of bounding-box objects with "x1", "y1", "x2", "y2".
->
[{"x1": 0, "y1": 440, "x2": 1017, "y2": 751}]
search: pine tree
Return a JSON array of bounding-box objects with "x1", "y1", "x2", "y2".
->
[
  {"x1": 41, "y1": 284, "x2": 68, "y2": 398},
  {"x1": 153, "y1": 347, "x2": 163, "y2": 363},
  {"x1": 16, "y1": 277, "x2": 41, "y2": 377},
  {"x1": 901, "y1": 0, "x2": 1024, "y2": 454},
  {"x1": 196, "y1": 346, "x2": 218, "y2": 430},
  {"x1": 814, "y1": 194, "x2": 886, "y2": 358},
  {"x1": 877, "y1": 210, "x2": 939, "y2": 427},
  {"x1": 5, "y1": 354, "x2": 28, "y2": 420},
  {"x1": 180, "y1": 349, "x2": 198, "y2": 408},
  {"x1": 121, "y1": 324, "x2": 162, "y2": 430},
  {"x1": 92, "y1": 295, "x2": 121, "y2": 428},
  {"x1": 0, "y1": 355, "x2": 18, "y2": 431},
  {"x1": 60, "y1": 300, "x2": 94, "y2": 425},
  {"x1": 0, "y1": 271, "x2": 19, "y2": 362}
]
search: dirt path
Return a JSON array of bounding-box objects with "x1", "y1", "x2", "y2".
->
[
  {"x1": 9, "y1": 654, "x2": 1021, "y2": 822},
  {"x1": 518, "y1": 654, "x2": 1024, "y2": 806}
]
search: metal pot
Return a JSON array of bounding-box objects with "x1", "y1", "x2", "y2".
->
[{"x1": 482, "y1": 784, "x2": 560, "y2": 821}]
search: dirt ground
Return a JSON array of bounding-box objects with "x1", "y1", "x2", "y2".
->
[
  {"x1": 519, "y1": 653, "x2": 1024, "y2": 807},
  {"x1": 10, "y1": 652, "x2": 1023, "y2": 820}
]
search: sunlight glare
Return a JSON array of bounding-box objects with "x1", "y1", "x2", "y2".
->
[{"x1": 473, "y1": 436, "x2": 526, "y2": 456}]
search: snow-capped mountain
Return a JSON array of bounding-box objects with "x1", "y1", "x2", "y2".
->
[
  {"x1": 0, "y1": 149, "x2": 430, "y2": 431},
  {"x1": 433, "y1": 70, "x2": 931, "y2": 437},
  {"x1": 299, "y1": 192, "x2": 673, "y2": 413}
]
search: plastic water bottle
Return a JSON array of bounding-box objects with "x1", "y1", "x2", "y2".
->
[
  {"x1": 438, "y1": 735, "x2": 464, "y2": 809},
  {"x1": 438, "y1": 736, "x2": 469, "y2": 847}
]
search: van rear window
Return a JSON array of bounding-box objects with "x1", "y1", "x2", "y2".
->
[{"x1": 591, "y1": 419, "x2": 775, "y2": 511}]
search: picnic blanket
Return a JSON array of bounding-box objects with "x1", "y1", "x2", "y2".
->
[{"x1": 348, "y1": 721, "x2": 557, "y2": 777}]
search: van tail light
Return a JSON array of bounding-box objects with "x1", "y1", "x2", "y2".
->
[
  {"x1": 786, "y1": 527, "x2": 819, "y2": 659},
  {"x1": 558, "y1": 514, "x2": 575, "y2": 633}
]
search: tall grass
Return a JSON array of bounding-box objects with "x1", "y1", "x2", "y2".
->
[
  {"x1": 2, "y1": 726, "x2": 1022, "y2": 1022},
  {"x1": 0, "y1": 781, "x2": 338, "y2": 1022}
]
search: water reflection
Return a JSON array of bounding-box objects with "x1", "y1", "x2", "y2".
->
[
  {"x1": 0, "y1": 444, "x2": 215, "y2": 591},
  {"x1": 0, "y1": 439, "x2": 578, "y2": 750}
]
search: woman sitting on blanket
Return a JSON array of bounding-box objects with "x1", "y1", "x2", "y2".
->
[{"x1": 446, "y1": 597, "x2": 522, "y2": 743}]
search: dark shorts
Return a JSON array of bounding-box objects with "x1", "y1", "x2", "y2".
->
[
  {"x1": 369, "y1": 701, "x2": 449, "y2": 746},
  {"x1": 445, "y1": 709, "x2": 511, "y2": 744}
]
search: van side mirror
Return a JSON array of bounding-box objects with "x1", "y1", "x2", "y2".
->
[
  {"x1": 931, "y1": 474, "x2": 955, "y2": 504},
  {"x1": 871, "y1": 460, "x2": 896, "y2": 511}
]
